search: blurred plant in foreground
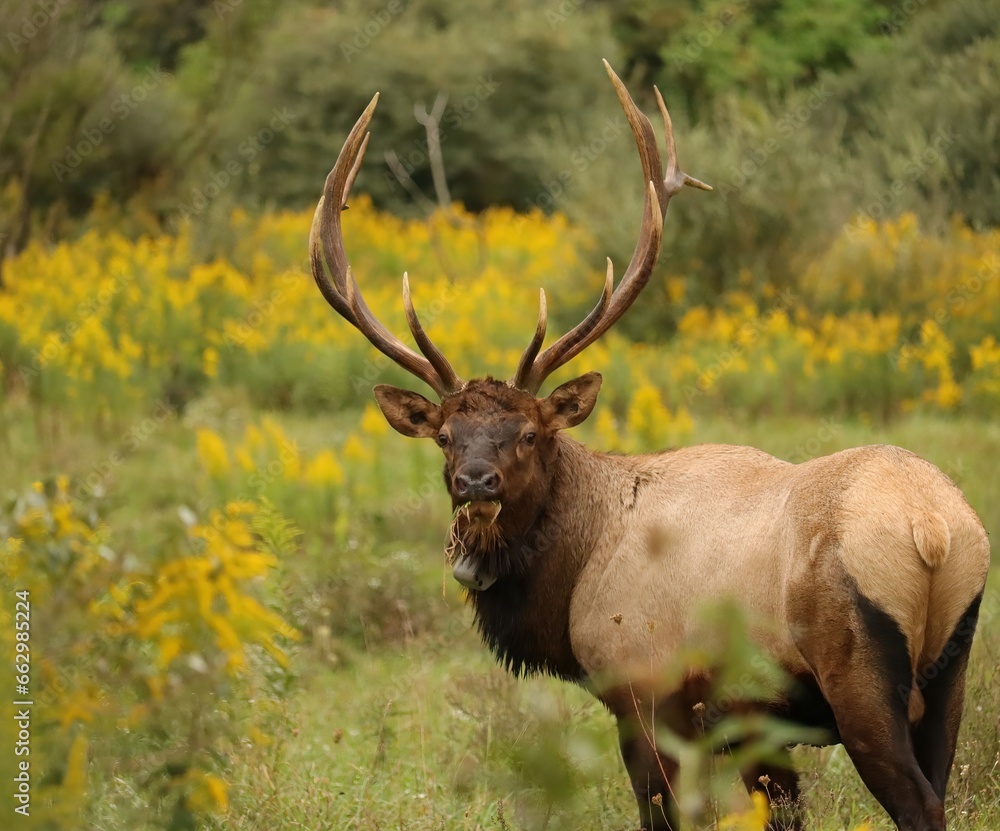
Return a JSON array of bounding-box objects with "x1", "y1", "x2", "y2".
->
[{"x1": 0, "y1": 479, "x2": 299, "y2": 829}]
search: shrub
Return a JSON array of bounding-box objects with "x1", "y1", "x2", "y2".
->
[{"x1": 0, "y1": 480, "x2": 298, "y2": 828}]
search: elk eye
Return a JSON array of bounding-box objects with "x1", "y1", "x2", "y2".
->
[
  {"x1": 523, "y1": 432, "x2": 536, "y2": 446},
  {"x1": 437, "y1": 433, "x2": 449, "y2": 447}
]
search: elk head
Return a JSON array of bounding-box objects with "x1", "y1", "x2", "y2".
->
[{"x1": 309, "y1": 61, "x2": 709, "y2": 589}]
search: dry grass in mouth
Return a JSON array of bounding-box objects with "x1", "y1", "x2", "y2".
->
[{"x1": 445, "y1": 500, "x2": 503, "y2": 565}]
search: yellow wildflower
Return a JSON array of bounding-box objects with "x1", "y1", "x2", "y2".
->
[
  {"x1": 304, "y1": 449, "x2": 345, "y2": 486},
  {"x1": 203, "y1": 346, "x2": 219, "y2": 378},
  {"x1": 360, "y1": 401, "x2": 389, "y2": 437},
  {"x1": 196, "y1": 428, "x2": 231, "y2": 477}
]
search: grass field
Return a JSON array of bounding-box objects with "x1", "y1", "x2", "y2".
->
[
  {"x1": 5, "y1": 393, "x2": 998, "y2": 830},
  {"x1": 223, "y1": 624, "x2": 1000, "y2": 831}
]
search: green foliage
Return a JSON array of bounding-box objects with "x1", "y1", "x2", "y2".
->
[
  {"x1": 648, "y1": 601, "x2": 824, "y2": 827},
  {"x1": 102, "y1": 0, "x2": 208, "y2": 71},
  {"x1": 825, "y1": 0, "x2": 1000, "y2": 230},
  {"x1": 0, "y1": 479, "x2": 299, "y2": 829},
  {"x1": 607, "y1": 0, "x2": 894, "y2": 111},
  {"x1": 192, "y1": 0, "x2": 620, "y2": 213},
  {"x1": 561, "y1": 0, "x2": 1000, "y2": 335}
]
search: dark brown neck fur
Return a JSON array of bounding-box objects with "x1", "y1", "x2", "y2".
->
[{"x1": 466, "y1": 437, "x2": 616, "y2": 681}]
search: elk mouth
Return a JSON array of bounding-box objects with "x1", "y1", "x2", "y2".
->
[
  {"x1": 462, "y1": 500, "x2": 502, "y2": 525},
  {"x1": 447, "y1": 501, "x2": 502, "y2": 591}
]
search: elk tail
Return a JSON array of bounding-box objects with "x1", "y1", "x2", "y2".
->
[
  {"x1": 911, "y1": 510, "x2": 951, "y2": 570},
  {"x1": 907, "y1": 509, "x2": 952, "y2": 722}
]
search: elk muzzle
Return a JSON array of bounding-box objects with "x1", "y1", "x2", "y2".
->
[{"x1": 454, "y1": 462, "x2": 502, "y2": 502}]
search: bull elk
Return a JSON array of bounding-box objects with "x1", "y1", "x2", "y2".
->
[{"x1": 308, "y1": 61, "x2": 990, "y2": 831}]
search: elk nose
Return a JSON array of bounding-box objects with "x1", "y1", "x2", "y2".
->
[{"x1": 455, "y1": 468, "x2": 501, "y2": 501}]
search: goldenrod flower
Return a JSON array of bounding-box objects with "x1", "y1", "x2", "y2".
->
[{"x1": 196, "y1": 428, "x2": 231, "y2": 478}]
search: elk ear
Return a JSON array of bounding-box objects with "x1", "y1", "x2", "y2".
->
[
  {"x1": 540, "y1": 371, "x2": 602, "y2": 431},
  {"x1": 373, "y1": 384, "x2": 443, "y2": 438}
]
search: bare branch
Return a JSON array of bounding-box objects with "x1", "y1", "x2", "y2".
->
[{"x1": 414, "y1": 92, "x2": 452, "y2": 208}]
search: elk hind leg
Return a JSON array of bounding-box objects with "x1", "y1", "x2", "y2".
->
[
  {"x1": 912, "y1": 592, "x2": 982, "y2": 800},
  {"x1": 816, "y1": 592, "x2": 944, "y2": 831}
]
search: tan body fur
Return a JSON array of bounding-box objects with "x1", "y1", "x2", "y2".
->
[{"x1": 562, "y1": 440, "x2": 989, "y2": 718}]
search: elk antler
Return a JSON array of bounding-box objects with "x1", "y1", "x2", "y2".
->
[
  {"x1": 511, "y1": 60, "x2": 711, "y2": 395},
  {"x1": 309, "y1": 93, "x2": 464, "y2": 398}
]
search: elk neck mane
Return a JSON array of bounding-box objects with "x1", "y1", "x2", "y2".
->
[{"x1": 463, "y1": 435, "x2": 640, "y2": 681}]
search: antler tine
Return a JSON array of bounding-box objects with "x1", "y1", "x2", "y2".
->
[
  {"x1": 510, "y1": 61, "x2": 710, "y2": 395},
  {"x1": 402, "y1": 273, "x2": 463, "y2": 392},
  {"x1": 516, "y1": 258, "x2": 616, "y2": 394},
  {"x1": 343, "y1": 131, "x2": 370, "y2": 206},
  {"x1": 310, "y1": 95, "x2": 463, "y2": 398},
  {"x1": 654, "y1": 86, "x2": 711, "y2": 193},
  {"x1": 512, "y1": 289, "x2": 548, "y2": 390},
  {"x1": 314, "y1": 93, "x2": 378, "y2": 303}
]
